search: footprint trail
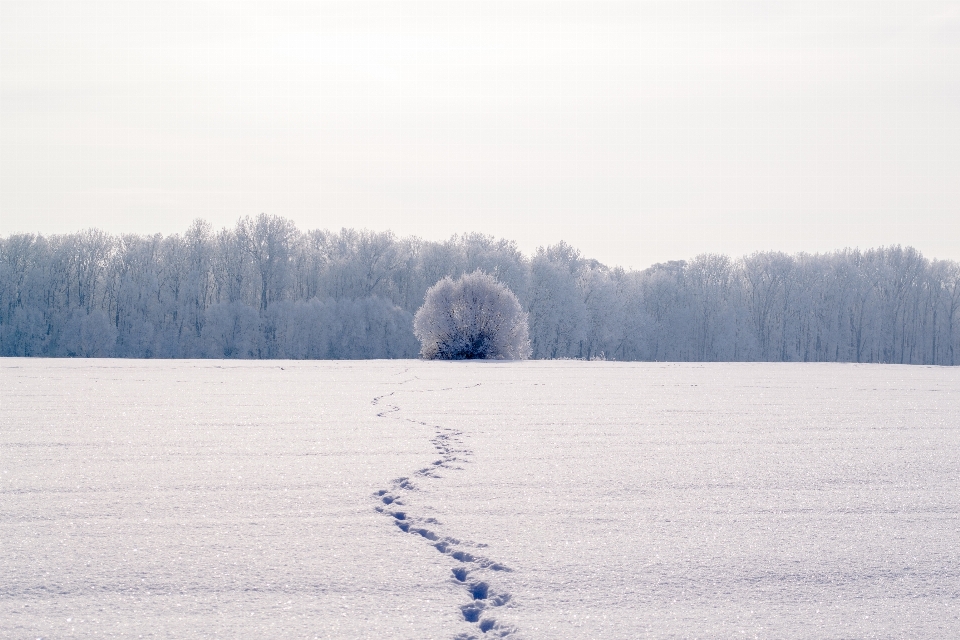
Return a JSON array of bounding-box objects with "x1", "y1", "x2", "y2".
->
[{"x1": 372, "y1": 380, "x2": 517, "y2": 639}]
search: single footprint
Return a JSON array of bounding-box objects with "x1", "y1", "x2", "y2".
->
[
  {"x1": 469, "y1": 582, "x2": 489, "y2": 600},
  {"x1": 489, "y1": 593, "x2": 511, "y2": 607},
  {"x1": 478, "y1": 618, "x2": 497, "y2": 633},
  {"x1": 461, "y1": 603, "x2": 484, "y2": 623},
  {"x1": 413, "y1": 527, "x2": 439, "y2": 541}
]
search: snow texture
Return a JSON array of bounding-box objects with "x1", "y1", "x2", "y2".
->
[{"x1": 1, "y1": 359, "x2": 959, "y2": 638}]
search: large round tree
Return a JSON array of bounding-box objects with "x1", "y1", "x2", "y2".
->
[{"x1": 413, "y1": 271, "x2": 531, "y2": 360}]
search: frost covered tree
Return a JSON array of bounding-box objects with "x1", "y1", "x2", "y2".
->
[
  {"x1": 528, "y1": 243, "x2": 587, "y2": 358},
  {"x1": 3, "y1": 219, "x2": 960, "y2": 363},
  {"x1": 413, "y1": 271, "x2": 530, "y2": 360}
]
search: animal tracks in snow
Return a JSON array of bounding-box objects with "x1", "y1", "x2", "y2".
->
[{"x1": 372, "y1": 379, "x2": 516, "y2": 638}]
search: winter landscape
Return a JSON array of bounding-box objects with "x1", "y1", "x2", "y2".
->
[
  {"x1": 4, "y1": 2, "x2": 960, "y2": 638},
  {"x1": 2, "y1": 358, "x2": 958, "y2": 638}
]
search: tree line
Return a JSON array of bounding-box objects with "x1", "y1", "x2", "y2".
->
[{"x1": 1, "y1": 215, "x2": 958, "y2": 364}]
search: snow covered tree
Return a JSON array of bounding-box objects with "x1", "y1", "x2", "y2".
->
[
  {"x1": 413, "y1": 271, "x2": 530, "y2": 360},
  {"x1": 202, "y1": 301, "x2": 261, "y2": 358},
  {"x1": 528, "y1": 243, "x2": 587, "y2": 358},
  {"x1": 4, "y1": 218, "x2": 960, "y2": 363},
  {"x1": 60, "y1": 309, "x2": 117, "y2": 357}
]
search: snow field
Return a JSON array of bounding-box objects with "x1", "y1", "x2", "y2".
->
[
  {"x1": 0, "y1": 360, "x2": 462, "y2": 638},
  {"x1": 2, "y1": 359, "x2": 959, "y2": 638},
  {"x1": 376, "y1": 361, "x2": 960, "y2": 638}
]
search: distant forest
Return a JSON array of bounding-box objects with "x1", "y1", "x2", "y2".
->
[{"x1": 2, "y1": 215, "x2": 959, "y2": 364}]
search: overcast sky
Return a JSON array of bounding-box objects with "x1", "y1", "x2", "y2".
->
[{"x1": 1, "y1": 1, "x2": 958, "y2": 269}]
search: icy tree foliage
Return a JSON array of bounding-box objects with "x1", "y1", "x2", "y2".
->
[
  {"x1": 1, "y1": 216, "x2": 959, "y2": 363},
  {"x1": 413, "y1": 271, "x2": 530, "y2": 360}
]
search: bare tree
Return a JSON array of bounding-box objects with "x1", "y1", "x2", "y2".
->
[{"x1": 237, "y1": 214, "x2": 298, "y2": 311}]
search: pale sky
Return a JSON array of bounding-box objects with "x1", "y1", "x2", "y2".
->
[{"x1": 1, "y1": 1, "x2": 958, "y2": 269}]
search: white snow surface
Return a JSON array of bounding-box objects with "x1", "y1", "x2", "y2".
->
[{"x1": 1, "y1": 359, "x2": 959, "y2": 638}]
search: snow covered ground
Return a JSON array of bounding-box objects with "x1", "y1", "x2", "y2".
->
[{"x1": 2, "y1": 359, "x2": 958, "y2": 638}]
